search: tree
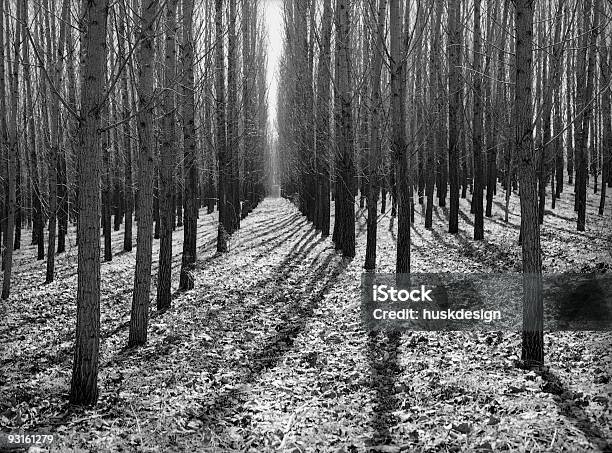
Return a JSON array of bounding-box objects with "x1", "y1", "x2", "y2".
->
[
  {"x1": 227, "y1": 0, "x2": 241, "y2": 231},
  {"x1": 70, "y1": 0, "x2": 109, "y2": 405},
  {"x1": 157, "y1": 0, "x2": 179, "y2": 311},
  {"x1": 447, "y1": 0, "x2": 461, "y2": 234},
  {"x1": 515, "y1": 0, "x2": 544, "y2": 368},
  {"x1": 575, "y1": 0, "x2": 600, "y2": 231},
  {"x1": 129, "y1": 0, "x2": 159, "y2": 347},
  {"x1": 315, "y1": 0, "x2": 332, "y2": 237},
  {"x1": 179, "y1": 0, "x2": 197, "y2": 291},
  {"x1": 43, "y1": 0, "x2": 70, "y2": 282},
  {"x1": 242, "y1": 0, "x2": 255, "y2": 218},
  {"x1": 216, "y1": 0, "x2": 230, "y2": 253},
  {"x1": 599, "y1": 32, "x2": 611, "y2": 215},
  {"x1": 472, "y1": 0, "x2": 484, "y2": 241},
  {"x1": 425, "y1": 0, "x2": 443, "y2": 230},
  {"x1": 117, "y1": 1, "x2": 134, "y2": 252},
  {"x1": 390, "y1": 0, "x2": 408, "y2": 272},
  {"x1": 22, "y1": 0, "x2": 44, "y2": 261},
  {"x1": 334, "y1": 0, "x2": 355, "y2": 258},
  {"x1": 0, "y1": 0, "x2": 14, "y2": 300},
  {"x1": 364, "y1": 0, "x2": 386, "y2": 270}
]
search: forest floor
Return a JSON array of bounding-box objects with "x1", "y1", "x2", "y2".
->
[{"x1": 1, "y1": 184, "x2": 611, "y2": 452}]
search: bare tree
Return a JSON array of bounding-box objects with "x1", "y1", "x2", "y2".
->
[
  {"x1": 447, "y1": 0, "x2": 461, "y2": 234},
  {"x1": 70, "y1": 0, "x2": 109, "y2": 405},
  {"x1": 575, "y1": 0, "x2": 600, "y2": 231},
  {"x1": 364, "y1": 0, "x2": 386, "y2": 270},
  {"x1": 334, "y1": 0, "x2": 355, "y2": 258},
  {"x1": 215, "y1": 0, "x2": 230, "y2": 253},
  {"x1": 2, "y1": 0, "x2": 25, "y2": 298},
  {"x1": 315, "y1": 0, "x2": 332, "y2": 237},
  {"x1": 157, "y1": 0, "x2": 179, "y2": 311},
  {"x1": 390, "y1": 0, "x2": 408, "y2": 271},
  {"x1": 129, "y1": 0, "x2": 159, "y2": 347},
  {"x1": 515, "y1": 0, "x2": 544, "y2": 368},
  {"x1": 472, "y1": 0, "x2": 484, "y2": 241},
  {"x1": 179, "y1": 0, "x2": 198, "y2": 291}
]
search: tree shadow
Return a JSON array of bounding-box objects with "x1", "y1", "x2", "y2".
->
[
  {"x1": 247, "y1": 218, "x2": 311, "y2": 259},
  {"x1": 107, "y1": 214, "x2": 332, "y2": 371},
  {"x1": 541, "y1": 370, "x2": 612, "y2": 452},
  {"x1": 366, "y1": 330, "x2": 403, "y2": 447},
  {"x1": 194, "y1": 252, "x2": 350, "y2": 433},
  {"x1": 458, "y1": 208, "x2": 474, "y2": 228}
]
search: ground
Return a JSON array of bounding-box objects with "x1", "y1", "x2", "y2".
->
[{"x1": 0, "y1": 184, "x2": 611, "y2": 452}]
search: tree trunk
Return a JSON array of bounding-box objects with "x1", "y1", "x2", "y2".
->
[
  {"x1": 390, "y1": 0, "x2": 409, "y2": 272},
  {"x1": 70, "y1": 0, "x2": 109, "y2": 406},
  {"x1": 179, "y1": 0, "x2": 197, "y2": 291},
  {"x1": 157, "y1": 0, "x2": 179, "y2": 311},
  {"x1": 215, "y1": 0, "x2": 229, "y2": 252},
  {"x1": 118, "y1": 2, "x2": 134, "y2": 252},
  {"x1": 472, "y1": 0, "x2": 484, "y2": 240},
  {"x1": 599, "y1": 33, "x2": 610, "y2": 215},
  {"x1": 316, "y1": 0, "x2": 332, "y2": 237},
  {"x1": 364, "y1": 0, "x2": 386, "y2": 270},
  {"x1": 515, "y1": 0, "x2": 544, "y2": 368},
  {"x1": 22, "y1": 0, "x2": 44, "y2": 259},
  {"x1": 447, "y1": 0, "x2": 461, "y2": 234},
  {"x1": 575, "y1": 0, "x2": 600, "y2": 231},
  {"x1": 335, "y1": 0, "x2": 355, "y2": 258},
  {"x1": 227, "y1": 0, "x2": 241, "y2": 232},
  {"x1": 129, "y1": 0, "x2": 158, "y2": 347},
  {"x1": 102, "y1": 111, "x2": 113, "y2": 262},
  {"x1": 1, "y1": 0, "x2": 19, "y2": 299},
  {"x1": 566, "y1": 47, "x2": 574, "y2": 185},
  {"x1": 425, "y1": 0, "x2": 442, "y2": 230}
]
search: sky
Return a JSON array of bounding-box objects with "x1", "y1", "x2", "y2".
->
[{"x1": 263, "y1": 0, "x2": 283, "y2": 138}]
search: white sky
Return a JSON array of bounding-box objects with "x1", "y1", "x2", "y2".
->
[{"x1": 263, "y1": 0, "x2": 283, "y2": 138}]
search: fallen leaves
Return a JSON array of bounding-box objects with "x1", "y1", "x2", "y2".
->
[{"x1": 1, "y1": 195, "x2": 611, "y2": 452}]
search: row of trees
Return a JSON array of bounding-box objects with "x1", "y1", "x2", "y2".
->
[
  {"x1": 277, "y1": 0, "x2": 610, "y2": 365},
  {"x1": 0, "y1": 0, "x2": 270, "y2": 404}
]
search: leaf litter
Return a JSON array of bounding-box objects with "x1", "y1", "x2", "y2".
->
[{"x1": 0, "y1": 188, "x2": 610, "y2": 452}]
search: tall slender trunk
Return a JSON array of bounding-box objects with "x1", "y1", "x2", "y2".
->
[
  {"x1": 447, "y1": 0, "x2": 461, "y2": 234},
  {"x1": 227, "y1": 0, "x2": 240, "y2": 231},
  {"x1": 57, "y1": 0, "x2": 71, "y2": 255},
  {"x1": 599, "y1": 34, "x2": 610, "y2": 215},
  {"x1": 486, "y1": 1, "x2": 506, "y2": 218},
  {"x1": 566, "y1": 47, "x2": 574, "y2": 184},
  {"x1": 179, "y1": 0, "x2": 197, "y2": 291},
  {"x1": 157, "y1": 0, "x2": 178, "y2": 311},
  {"x1": 102, "y1": 100, "x2": 113, "y2": 262},
  {"x1": 1, "y1": 0, "x2": 19, "y2": 299},
  {"x1": 70, "y1": 0, "x2": 109, "y2": 406},
  {"x1": 364, "y1": 0, "x2": 386, "y2": 270},
  {"x1": 390, "y1": 0, "x2": 408, "y2": 272},
  {"x1": 425, "y1": 0, "x2": 442, "y2": 230},
  {"x1": 316, "y1": 0, "x2": 332, "y2": 237},
  {"x1": 515, "y1": 0, "x2": 543, "y2": 368},
  {"x1": 575, "y1": 0, "x2": 600, "y2": 231},
  {"x1": 43, "y1": 0, "x2": 57, "y2": 283},
  {"x1": 335, "y1": 0, "x2": 355, "y2": 258},
  {"x1": 215, "y1": 0, "x2": 229, "y2": 252},
  {"x1": 242, "y1": 0, "x2": 254, "y2": 218},
  {"x1": 472, "y1": 0, "x2": 484, "y2": 240},
  {"x1": 118, "y1": 3, "x2": 134, "y2": 252},
  {"x1": 129, "y1": 0, "x2": 158, "y2": 347},
  {"x1": 22, "y1": 1, "x2": 44, "y2": 259}
]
